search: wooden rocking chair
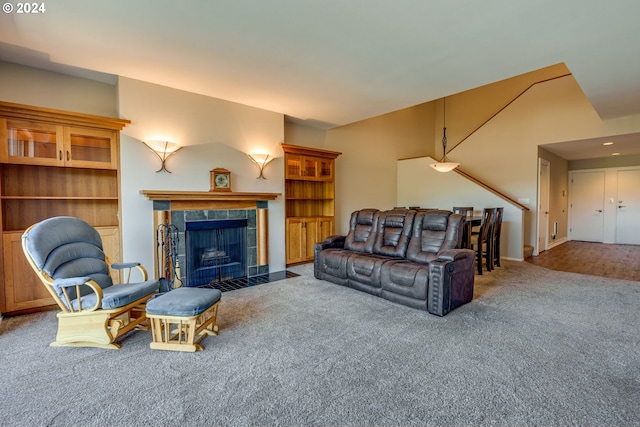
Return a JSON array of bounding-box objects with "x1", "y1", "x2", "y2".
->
[{"x1": 22, "y1": 216, "x2": 160, "y2": 349}]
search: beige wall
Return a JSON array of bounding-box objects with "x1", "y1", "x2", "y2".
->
[
  {"x1": 0, "y1": 61, "x2": 118, "y2": 117},
  {"x1": 5, "y1": 60, "x2": 640, "y2": 268},
  {"x1": 284, "y1": 120, "x2": 327, "y2": 149},
  {"x1": 447, "y1": 75, "x2": 640, "y2": 252},
  {"x1": 538, "y1": 147, "x2": 569, "y2": 247},
  {"x1": 324, "y1": 102, "x2": 435, "y2": 234},
  {"x1": 433, "y1": 63, "x2": 571, "y2": 157},
  {"x1": 398, "y1": 157, "x2": 525, "y2": 260},
  {"x1": 117, "y1": 77, "x2": 285, "y2": 272}
]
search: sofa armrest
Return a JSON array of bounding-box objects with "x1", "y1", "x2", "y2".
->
[
  {"x1": 427, "y1": 251, "x2": 475, "y2": 316},
  {"x1": 319, "y1": 235, "x2": 346, "y2": 250},
  {"x1": 437, "y1": 248, "x2": 475, "y2": 262}
]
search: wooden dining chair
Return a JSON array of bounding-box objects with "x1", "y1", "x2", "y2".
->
[
  {"x1": 453, "y1": 207, "x2": 474, "y2": 249},
  {"x1": 470, "y1": 208, "x2": 495, "y2": 275},
  {"x1": 452, "y1": 206, "x2": 474, "y2": 216},
  {"x1": 492, "y1": 207, "x2": 504, "y2": 268}
]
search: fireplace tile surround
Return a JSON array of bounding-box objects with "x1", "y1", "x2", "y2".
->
[
  {"x1": 170, "y1": 206, "x2": 264, "y2": 281},
  {"x1": 140, "y1": 190, "x2": 281, "y2": 285}
]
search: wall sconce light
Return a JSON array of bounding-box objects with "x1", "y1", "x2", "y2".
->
[
  {"x1": 247, "y1": 153, "x2": 274, "y2": 179},
  {"x1": 142, "y1": 140, "x2": 182, "y2": 173}
]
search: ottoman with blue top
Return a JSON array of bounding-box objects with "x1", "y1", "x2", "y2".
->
[{"x1": 146, "y1": 287, "x2": 221, "y2": 352}]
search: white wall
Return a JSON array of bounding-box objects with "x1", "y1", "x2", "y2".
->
[
  {"x1": 398, "y1": 157, "x2": 525, "y2": 260},
  {"x1": 117, "y1": 77, "x2": 286, "y2": 274}
]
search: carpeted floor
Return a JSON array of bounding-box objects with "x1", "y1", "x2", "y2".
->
[{"x1": 0, "y1": 261, "x2": 638, "y2": 427}]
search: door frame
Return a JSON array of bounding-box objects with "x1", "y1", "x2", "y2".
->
[{"x1": 536, "y1": 158, "x2": 550, "y2": 256}]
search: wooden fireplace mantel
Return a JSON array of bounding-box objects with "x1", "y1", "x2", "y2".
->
[
  {"x1": 140, "y1": 190, "x2": 280, "y2": 202},
  {"x1": 140, "y1": 190, "x2": 281, "y2": 210}
]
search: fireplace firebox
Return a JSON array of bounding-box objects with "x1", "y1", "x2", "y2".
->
[{"x1": 185, "y1": 219, "x2": 248, "y2": 287}]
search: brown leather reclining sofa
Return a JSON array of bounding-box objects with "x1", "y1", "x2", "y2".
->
[{"x1": 314, "y1": 208, "x2": 475, "y2": 316}]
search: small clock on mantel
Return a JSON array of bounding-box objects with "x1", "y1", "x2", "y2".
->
[{"x1": 210, "y1": 168, "x2": 231, "y2": 192}]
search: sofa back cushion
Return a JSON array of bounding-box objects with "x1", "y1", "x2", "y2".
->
[
  {"x1": 406, "y1": 210, "x2": 465, "y2": 263},
  {"x1": 344, "y1": 209, "x2": 379, "y2": 253},
  {"x1": 373, "y1": 209, "x2": 416, "y2": 257}
]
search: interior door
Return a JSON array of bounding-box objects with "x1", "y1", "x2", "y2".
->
[
  {"x1": 615, "y1": 169, "x2": 640, "y2": 244},
  {"x1": 570, "y1": 171, "x2": 604, "y2": 242}
]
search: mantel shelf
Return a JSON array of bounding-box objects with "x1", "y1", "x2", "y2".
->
[{"x1": 140, "y1": 190, "x2": 281, "y2": 202}]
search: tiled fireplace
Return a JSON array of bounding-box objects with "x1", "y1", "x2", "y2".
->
[{"x1": 140, "y1": 190, "x2": 280, "y2": 286}]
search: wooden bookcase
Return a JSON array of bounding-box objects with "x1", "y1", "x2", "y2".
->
[
  {"x1": 0, "y1": 101, "x2": 129, "y2": 315},
  {"x1": 282, "y1": 144, "x2": 341, "y2": 265}
]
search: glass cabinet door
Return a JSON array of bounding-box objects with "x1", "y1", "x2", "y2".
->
[
  {"x1": 64, "y1": 127, "x2": 118, "y2": 169},
  {"x1": 303, "y1": 157, "x2": 318, "y2": 178},
  {"x1": 2, "y1": 120, "x2": 64, "y2": 166},
  {"x1": 285, "y1": 154, "x2": 303, "y2": 179},
  {"x1": 318, "y1": 158, "x2": 333, "y2": 180}
]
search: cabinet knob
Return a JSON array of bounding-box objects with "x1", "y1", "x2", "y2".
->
[
  {"x1": 66, "y1": 151, "x2": 70, "y2": 161},
  {"x1": 59, "y1": 150, "x2": 63, "y2": 160}
]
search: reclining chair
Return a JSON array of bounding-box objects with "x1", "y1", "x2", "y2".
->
[{"x1": 22, "y1": 216, "x2": 160, "y2": 349}]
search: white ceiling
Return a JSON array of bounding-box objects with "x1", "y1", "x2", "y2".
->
[{"x1": 1, "y1": 0, "x2": 640, "y2": 158}]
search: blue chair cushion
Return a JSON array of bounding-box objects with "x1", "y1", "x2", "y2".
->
[
  {"x1": 71, "y1": 279, "x2": 160, "y2": 310},
  {"x1": 146, "y1": 287, "x2": 222, "y2": 317}
]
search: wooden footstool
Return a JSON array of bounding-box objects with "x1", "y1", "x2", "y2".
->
[{"x1": 146, "y1": 287, "x2": 221, "y2": 352}]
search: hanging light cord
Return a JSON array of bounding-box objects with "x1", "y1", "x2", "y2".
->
[{"x1": 442, "y1": 97, "x2": 448, "y2": 160}]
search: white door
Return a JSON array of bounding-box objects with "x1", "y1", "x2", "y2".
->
[
  {"x1": 616, "y1": 169, "x2": 640, "y2": 244},
  {"x1": 537, "y1": 159, "x2": 550, "y2": 254},
  {"x1": 570, "y1": 171, "x2": 604, "y2": 242}
]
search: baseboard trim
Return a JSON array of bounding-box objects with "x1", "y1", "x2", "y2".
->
[{"x1": 548, "y1": 237, "x2": 568, "y2": 250}]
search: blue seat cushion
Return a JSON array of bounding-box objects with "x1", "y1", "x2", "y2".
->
[
  {"x1": 146, "y1": 287, "x2": 222, "y2": 317},
  {"x1": 71, "y1": 279, "x2": 160, "y2": 311}
]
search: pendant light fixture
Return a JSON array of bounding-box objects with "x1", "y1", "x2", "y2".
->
[{"x1": 430, "y1": 97, "x2": 460, "y2": 172}]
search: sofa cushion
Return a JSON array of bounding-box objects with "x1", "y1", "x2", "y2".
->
[
  {"x1": 380, "y1": 260, "x2": 430, "y2": 300},
  {"x1": 346, "y1": 253, "x2": 393, "y2": 292},
  {"x1": 406, "y1": 211, "x2": 464, "y2": 264},
  {"x1": 373, "y1": 209, "x2": 415, "y2": 257},
  {"x1": 344, "y1": 209, "x2": 379, "y2": 253},
  {"x1": 147, "y1": 287, "x2": 221, "y2": 317}
]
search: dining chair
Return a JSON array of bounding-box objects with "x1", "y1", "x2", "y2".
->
[
  {"x1": 492, "y1": 207, "x2": 504, "y2": 268},
  {"x1": 470, "y1": 208, "x2": 495, "y2": 275},
  {"x1": 453, "y1": 207, "x2": 474, "y2": 248},
  {"x1": 452, "y1": 206, "x2": 473, "y2": 216}
]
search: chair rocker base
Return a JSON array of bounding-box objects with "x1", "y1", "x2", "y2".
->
[
  {"x1": 52, "y1": 296, "x2": 155, "y2": 349},
  {"x1": 148, "y1": 301, "x2": 220, "y2": 352}
]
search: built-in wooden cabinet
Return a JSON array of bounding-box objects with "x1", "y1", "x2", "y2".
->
[
  {"x1": 1, "y1": 119, "x2": 119, "y2": 169},
  {"x1": 282, "y1": 144, "x2": 341, "y2": 265},
  {"x1": 0, "y1": 101, "x2": 129, "y2": 315}
]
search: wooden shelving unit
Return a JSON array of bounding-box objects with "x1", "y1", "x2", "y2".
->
[
  {"x1": 282, "y1": 143, "x2": 341, "y2": 265},
  {"x1": 0, "y1": 101, "x2": 129, "y2": 315}
]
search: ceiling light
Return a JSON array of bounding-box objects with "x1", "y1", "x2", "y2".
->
[
  {"x1": 611, "y1": 152, "x2": 620, "y2": 156},
  {"x1": 430, "y1": 97, "x2": 459, "y2": 173},
  {"x1": 602, "y1": 142, "x2": 614, "y2": 146}
]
